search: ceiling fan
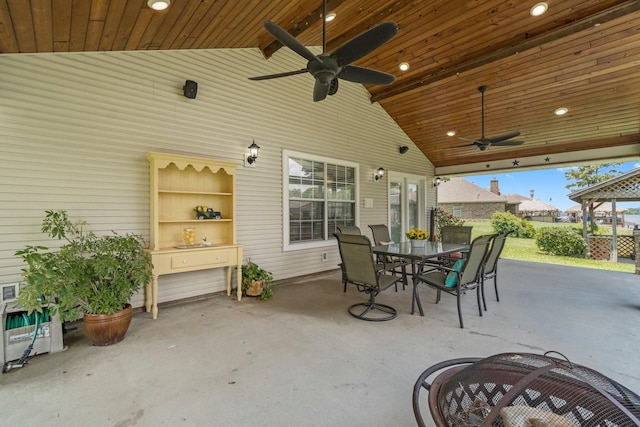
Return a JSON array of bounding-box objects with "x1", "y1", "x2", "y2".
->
[
  {"x1": 457, "y1": 85, "x2": 525, "y2": 151},
  {"x1": 249, "y1": 0, "x2": 398, "y2": 102}
]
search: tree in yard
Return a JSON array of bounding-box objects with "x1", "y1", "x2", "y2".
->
[{"x1": 564, "y1": 163, "x2": 621, "y2": 232}]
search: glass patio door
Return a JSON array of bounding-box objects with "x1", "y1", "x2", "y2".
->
[{"x1": 388, "y1": 172, "x2": 426, "y2": 242}]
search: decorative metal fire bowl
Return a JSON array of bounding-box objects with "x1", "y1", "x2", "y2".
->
[{"x1": 413, "y1": 352, "x2": 640, "y2": 427}]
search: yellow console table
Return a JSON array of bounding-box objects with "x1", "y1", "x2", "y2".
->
[{"x1": 145, "y1": 245, "x2": 242, "y2": 319}]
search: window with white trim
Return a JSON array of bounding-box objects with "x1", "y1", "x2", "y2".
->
[
  {"x1": 283, "y1": 150, "x2": 358, "y2": 250},
  {"x1": 453, "y1": 204, "x2": 462, "y2": 217}
]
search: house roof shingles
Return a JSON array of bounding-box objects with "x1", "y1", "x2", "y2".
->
[{"x1": 438, "y1": 177, "x2": 508, "y2": 203}]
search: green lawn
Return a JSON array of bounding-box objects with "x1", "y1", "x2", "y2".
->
[{"x1": 464, "y1": 220, "x2": 636, "y2": 273}]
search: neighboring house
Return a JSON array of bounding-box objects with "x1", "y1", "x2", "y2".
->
[
  {"x1": 437, "y1": 177, "x2": 510, "y2": 219},
  {"x1": 438, "y1": 177, "x2": 560, "y2": 221}
]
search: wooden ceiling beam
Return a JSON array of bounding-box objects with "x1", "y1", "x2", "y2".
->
[
  {"x1": 370, "y1": 1, "x2": 640, "y2": 103},
  {"x1": 259, "y1": 0, "x2": 347, "y2": 59}
]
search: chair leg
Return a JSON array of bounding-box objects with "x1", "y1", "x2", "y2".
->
[
  {"x1": 348, "y1": 289, "x2": 397, "y2": 322},
  {"x1": 494, "y1": 276, "x2": 500, "y2": 302},
  {"x1": 456, "y1": 291, "x2": 464, "y2": 329},
  {"x1": 481, "y1": 277, "x2": 487, "y2": 311},
  {"x1": 476, "y1": 286, "x2": 483, "y2": 317}
]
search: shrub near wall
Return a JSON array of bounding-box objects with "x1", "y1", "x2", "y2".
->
[
  {"x1": 491, "y1": 212, "x2": 535, "y2": 238},
  {"x1": 535, "y1": 227, "x2": 587, "y2": 257}
]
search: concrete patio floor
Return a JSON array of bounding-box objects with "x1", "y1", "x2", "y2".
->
[{"x1": 1, "y1": 259, "x2": 639, "y2": 427}]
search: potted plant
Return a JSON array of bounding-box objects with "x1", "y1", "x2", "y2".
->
[
  {"x1": 406, "y1": 228, "x2": 429, "y2": 248},
  {"x1": 14, "y1": 210, "x2": 153, "y2": 346},
  {"x1": 241, "y1": 258, "x2": 273, "y2": 300}
]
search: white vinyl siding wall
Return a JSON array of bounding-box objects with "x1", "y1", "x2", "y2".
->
[{"x1": 0, "y1": 48, "x2": 433, "y2": 308}]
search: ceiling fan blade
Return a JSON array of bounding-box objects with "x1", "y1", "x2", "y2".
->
[
  {"x1": 488, "y1": 130, "x2": 521, "y2": 143},
  {"x1": 331, "y1": 21, "x2": 398, "y2": 66},
  {"x1": 248, "y1": 69, "x2": 308, "y2": 81},
  {"x1": 263, "y1": 21, "x2": 318, "y2": 62},
  {"x1": 313, "y1": 80, "x2": 330, "y2": 102},
  {"x1": 339, "y1": 65, "x2": 395, "y2": 85},
  {"x1": 454, "y1": 142, "x2": 480, "y2": 148},
  {"x1": 491, "y1": 140, "x2": 525, "y2": 146}
]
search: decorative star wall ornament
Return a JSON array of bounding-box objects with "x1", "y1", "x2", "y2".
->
[
  {"x1": 512, "y1": 159, "x2": 520, "y2": 167},
  {"x1": 545, "y1": 157, "x2": 551, "y2": 162}
]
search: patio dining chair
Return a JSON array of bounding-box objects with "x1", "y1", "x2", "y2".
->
[
  {"x1": 422, "y1": 225, "x2": 474, "y2": 271},
  {"x1": 368, "y1": 224, "x2": 408, "y2": 291},
  {"x1": 416, "y1": 234, "x2": 494, "y2": 328},
  {"x1": 335, "y1": 225, "x2": 362, "y2": 292},
  {"x1": 334, "y1": 233, "x2": 402, "y2": 321},
  {"x1": 481, "y1": 231, "x2": 511, "y2": 309}
]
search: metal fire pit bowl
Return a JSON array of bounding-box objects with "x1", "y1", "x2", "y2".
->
[{"x1": 413, "y1": 352, "x2": 640, "y2": 427}]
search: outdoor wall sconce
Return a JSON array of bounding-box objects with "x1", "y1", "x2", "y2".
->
[
  {"x1": 374, "y1": 167, "x2": 385, "y2": 181},
  {"x1": 244, "y1": 140, "x2": 260, "y2": 166},
  {"x1": 433, "y1": 177, "x2": 442, "y2": 187},
  {"x1": 147, "y1": 0, "x2": 170, "y2": 10}
]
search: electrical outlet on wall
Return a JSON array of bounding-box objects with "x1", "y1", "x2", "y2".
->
[
  {"x1": 321, "y1": 251, "x2": 328, "y2": 261},
  {"x1": 1, "y1": 283, "x2": 19, "y2": 303}
]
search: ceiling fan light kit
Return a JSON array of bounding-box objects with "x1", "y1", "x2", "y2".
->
[{"x1": 249, "y1": 0, "x2": 398, "y2": 102}]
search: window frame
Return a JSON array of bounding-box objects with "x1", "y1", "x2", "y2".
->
[{"x1": 283, "y1": 150, "x2": 359, "y2": 251}]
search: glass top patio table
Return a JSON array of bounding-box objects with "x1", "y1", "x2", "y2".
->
[
  {"x1": 372, "y1": 241, "x2": 469, "y2": 261},
  {"x1": 372, "y1": 241, "x2": 470, "y2": 316}
]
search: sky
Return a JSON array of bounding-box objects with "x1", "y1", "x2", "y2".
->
[{"x1": 464, "y1": 160, "x2": 640, "y2": 212}]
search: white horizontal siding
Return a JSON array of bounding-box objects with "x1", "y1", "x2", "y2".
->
[{"x1": 0, "y1": 47, "x2": 433, "y2": 307}]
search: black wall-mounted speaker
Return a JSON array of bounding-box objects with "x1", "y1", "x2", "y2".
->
[
  {"x1": 183, "y1": 80, "x2": 198, "y2": 99},
  {"x1": 399, "y1": 146, "x2": 409, "y2": 154}
]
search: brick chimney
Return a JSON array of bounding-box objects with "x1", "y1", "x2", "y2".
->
[{"x1": 490, "y1": 178, "x2": 500, "y2": 195}]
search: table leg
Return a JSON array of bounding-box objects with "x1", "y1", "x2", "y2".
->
[
  {"x1": 151, "y1": 275, "x2": 158, "y2": 320},
  {"x1": 411, "y1": 260, "x2": 425, "y2": 316},
  {"x1": 226, "y1": 266, "x2": 232, "y2": 297},
  {"x1": 144, "y1": 279, "x2": 152, "y2": 313}
]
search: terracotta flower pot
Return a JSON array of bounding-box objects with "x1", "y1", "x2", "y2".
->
[
  {"x1": 82, "y1": 304, "x2": 133, "y2": 346},
  {"x1": 245, "y1": 280, "x2": 265, "y2": 297}
]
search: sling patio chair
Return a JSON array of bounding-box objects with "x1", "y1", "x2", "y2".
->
[
  {"x1": 481, "y1": 231, "x2": 511, "y2": 310},
  {"x1": 368, "y1": 224, "x2": 408, "y2": 291},
  {"x1": 334, "y1": 232, "x2": 402, "y2": 321},
  {"x1": 415, "y1": 234, "x2": 494, "y2": 328},
  {"x1": 335, "y1": 225, "x2": 362, "y2": 292}
]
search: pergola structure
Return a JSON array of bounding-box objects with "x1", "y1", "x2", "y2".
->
[{"x1": 569, "y1": 168, "x2": 640, "y2": 262}]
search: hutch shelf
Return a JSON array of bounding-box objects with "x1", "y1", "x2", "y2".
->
[{"x1": 145, "y1": 151, "x2": 243, "y2": 319}]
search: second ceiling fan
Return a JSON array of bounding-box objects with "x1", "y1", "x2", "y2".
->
[
  {"x1": 249, "y1": 0, "x2": 398, "y2": 102},
  {"x1": 457, "y1": 85, "x2": 525, "y2": 151}
]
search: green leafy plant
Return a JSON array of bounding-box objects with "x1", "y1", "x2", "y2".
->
[
  {"x1": 15, "y1": 210, "x2": 153, "y2": 321},
  {"x1": 241, "y1": 258, "x2": 273, "y2": 300},
  {"x1": 535, "y1": 227, "x2": 587, "y2": 257},
  {"x1": 491, "y1": 212, "x2": 535, "y2": 238}
]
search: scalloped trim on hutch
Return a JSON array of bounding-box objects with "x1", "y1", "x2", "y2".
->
[{"x1": 145, "y1": 152, "x2": 243, "y2": 319}]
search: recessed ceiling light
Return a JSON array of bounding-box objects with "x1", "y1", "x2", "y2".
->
[
  {"x1": 447, "y1": 130, "x2": 456, "y2": 137},
  {"x1": 554, "y1": 107, "x2": 568, "y2": 116},
  {"x1": 530, "y1": 2, "x2": 548, "y2": 17},
  {"x1": 399, "y1": 62, "x2": 410, "y2": 71},
  {"x1": 325, "y1": 12, "x2": 336, "y2": 22},
  {"x1": 148, "y1": 0, "x2": 170, "y2": 10}
]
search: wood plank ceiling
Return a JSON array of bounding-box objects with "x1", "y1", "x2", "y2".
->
[{"x1": 1, "y1": 0, "x2": 639, "y2": 174}]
